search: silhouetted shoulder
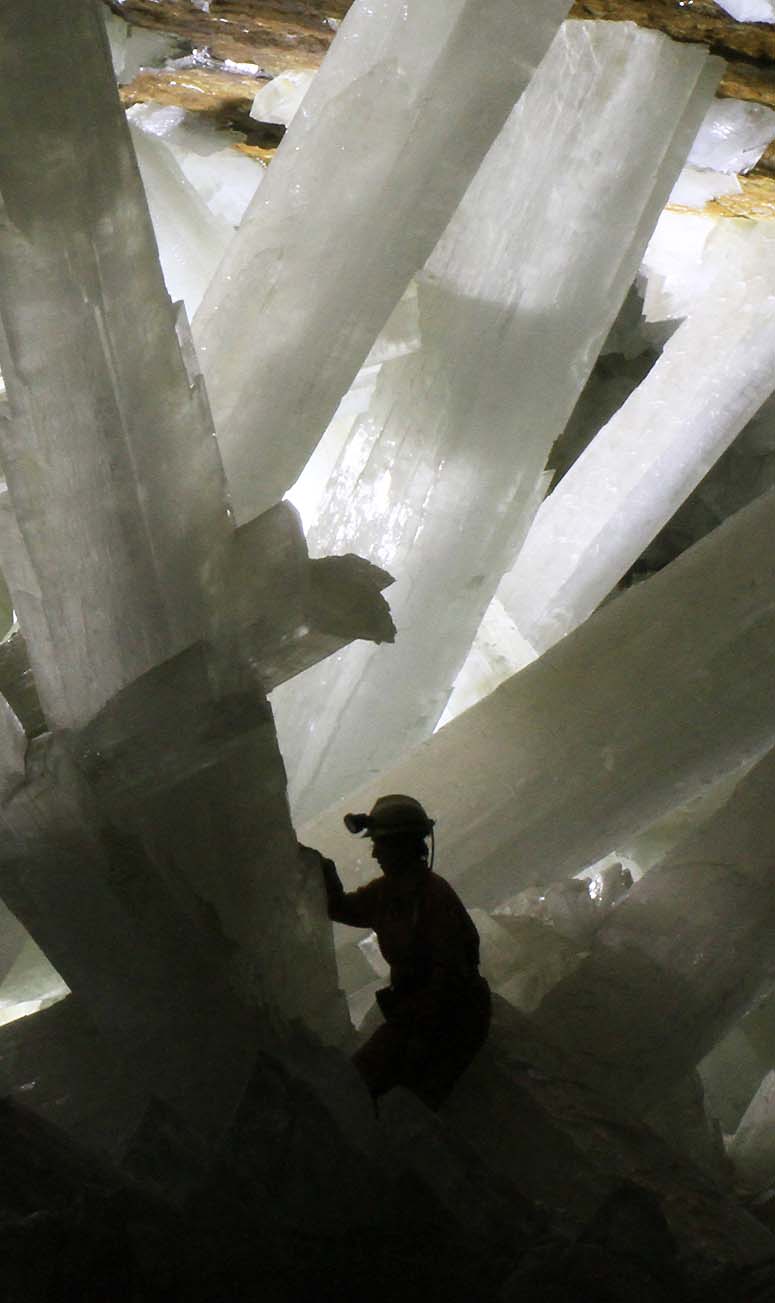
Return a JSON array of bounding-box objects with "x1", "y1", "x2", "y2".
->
[{"x1": 427, "y1": 873, "x2": 467, "y2": 909}]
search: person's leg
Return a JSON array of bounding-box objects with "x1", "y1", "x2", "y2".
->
[
  {"x1": 403, "y1": 980, "x2": 492, "y2": 1110},
  {"x1": 353, "y1": 980, "x2": 492, "y2": 1109},
  {"x1": 351, "y1": 1020, "x2": 410, "y2": 1100}
]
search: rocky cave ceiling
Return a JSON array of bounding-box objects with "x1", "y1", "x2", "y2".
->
[{"x1": 106, "y1": 0, "x2": 775, "y2": 213}]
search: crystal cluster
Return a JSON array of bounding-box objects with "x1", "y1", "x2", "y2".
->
[
  {"x1": 274, "y1": 19, "x2": 720, "y2": 826},
  {"x1": 2, "y1": 0, "x2": 775, "y2": 1288}
]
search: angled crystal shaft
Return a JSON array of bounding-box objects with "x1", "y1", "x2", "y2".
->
[
  {"x1": 0, "y1": 0, "x2": 232, "y2": 728},
  {"x1": 501, "y1": 221, "x2": 775, "y2": 654},
  {"x1": 193, "y1": 0, "x2": 572, "y2": 522}
]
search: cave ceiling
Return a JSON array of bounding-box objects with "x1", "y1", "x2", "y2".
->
[
  {"x1": 106, "y1": 0, "x2": 775, "y2": 84},
  {"x1": 106, "y1": 0, "x2": 775, "y2": 214}
]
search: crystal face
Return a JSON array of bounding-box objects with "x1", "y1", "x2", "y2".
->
[
  {"x1": 714, "y1": 0, "x2": 775, "y2": 22},
  {"x1": 688, "y1": 96, "x2": 775, "y2": 175}
]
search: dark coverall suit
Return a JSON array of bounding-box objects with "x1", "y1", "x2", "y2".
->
[{"x1": 322, "y1": 860, "x2": 491, "y2": 1109}]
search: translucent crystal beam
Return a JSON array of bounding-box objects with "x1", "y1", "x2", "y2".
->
[
  {"x1": 0, "y1": 0, "x2": 232, "y2": 729},
  {"x1": 301, "y1": 488, "x2": 775, "y2": 914},
  {"x1": 275, "y1": 21, "x2": 720, "y2": 825},
  {"x1": 500, "y1": 221, "x2": 775, "y2": 656},
  {"x1": 193, "y1": 0, "x2": 573, "y2": 523}
]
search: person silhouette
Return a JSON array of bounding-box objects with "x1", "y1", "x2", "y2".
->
[{"x1": 305, "y1": 794, "x2": 491, "y2": 1109}]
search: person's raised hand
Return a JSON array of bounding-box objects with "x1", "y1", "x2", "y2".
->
[{"x1": 298, "y1": 843, "x2": 336, "y2": 873}]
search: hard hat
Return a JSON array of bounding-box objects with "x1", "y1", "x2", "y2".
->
[{"x1": 344, "y1": 794, "x2": 435, "y2": 839}]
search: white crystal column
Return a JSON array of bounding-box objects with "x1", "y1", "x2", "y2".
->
[
  {"x1": 0, "y1": 1, "x2": 350, "y2": 1056},
  {"x1": 0, "y1": 0, "x2": 232, "y2": 729},
  {"x1": 193, "y1": 0, "x2": 572, "y2": 522},
  {"x1": 532, "y1": 744, "x2": 775, "y2": 1115},
  {"x1": 301, "y1": 488, "x2": 775, "y2": 914},
  {"x1": 500, "y1": 221, "x2": 775, "y2": 655},
  {"x1": 275, "y1": 21, "x2": 720, "y2": 825}
]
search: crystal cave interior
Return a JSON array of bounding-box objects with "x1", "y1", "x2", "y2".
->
[{"x1": 3, "y1": 1, "x2": 775, "y2": 1299}]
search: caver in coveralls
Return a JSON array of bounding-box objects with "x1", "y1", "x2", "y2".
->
[{"x1": 307, "y1": 794, "x2": 491, "y2": 1110}]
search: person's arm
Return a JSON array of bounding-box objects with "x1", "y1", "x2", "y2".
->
[{"x1": 299, "y1": 844, "x2": 379, "y2": 928}]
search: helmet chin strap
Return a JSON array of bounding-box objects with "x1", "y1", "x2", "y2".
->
[{"x1": 428, "y1": 827, "x2": 435, "y2": 872}]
